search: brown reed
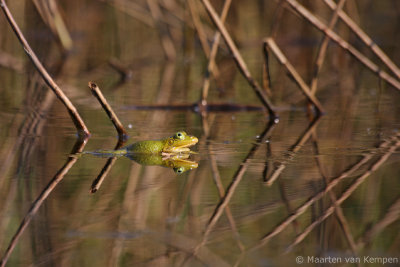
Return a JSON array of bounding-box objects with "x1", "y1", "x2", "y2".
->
[
  {"x1": 0, "y1": 138, "x2": 88, "y2": 267},
  {"x1": 264, "y1": 38, "x2": 325, "y2": 114},
  {"x1": 88, "y1": 82, "x2": 128, "y2": 141},
  {"x1": 0, "y1": 0, "x2": 90, "y2": 137},
  {"x1": 284, "y1": 0, "x2": 400, "y2": 91},
  {"x1": 310, "y1": 0, "x2": 347, "y2": 95},
  {"x1": 285, "y1": 136, "x2": 400, "y2": 252},
  {"x1": 248, "y1": 131, "x2": 400, "y2": 253},
  {"x1": 200, "y1": 0, "x2": 232, "y2": 105},
  {"x1": 323, "y1": 0, "x2": 400, "y2": 80},
  {"x1": 199, "y1": 0, "x2": 277, "y2": 118}
]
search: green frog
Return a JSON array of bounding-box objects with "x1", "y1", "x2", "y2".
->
[
  {"x1": 85, "y1": 131, "x2": 198, "y2": 156},
  {"x1": 80, "y1": 131, "x2": 199, "y2": 173},
  {"x1": 125, "y1": 131, "x2": 198, "y2": 155}
]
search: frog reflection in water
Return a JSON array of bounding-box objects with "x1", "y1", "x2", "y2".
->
[
  {"x1": 126, "y1": 153, "x2": 198, "y2": 174},
  {"x1": 86, "y1": 131, "x2": 199, "y2": 173}
]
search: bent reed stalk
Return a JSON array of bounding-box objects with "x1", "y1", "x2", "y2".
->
[
  {"x1": 0, "y1": 0, "x2": 90, "y2": 137},
  {"x1": 88, "y1": 82, "x2": 127, "y2": 141},
  {"x1": 199, "y1": 0, "x2": 277, "y2": 118},
  {"x1": 284, "y1": 0, "x2": 400, "y2": 91}
]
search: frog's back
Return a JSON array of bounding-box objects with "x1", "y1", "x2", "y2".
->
[{"x1": 126, "y1": 140, "x2": 164, "y2": 154}]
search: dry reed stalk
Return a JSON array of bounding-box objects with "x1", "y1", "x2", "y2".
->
[
  {"x1": 88, "y1": 127, "x2": 126, "y2": 194},
  {"x1": 200, "y1": 0, "x2": 232, "y2": 104},
  {"x1": 158, "y1": 0, "x2": 188, "y2": 27},
  {"x1": 188, "y1": 0, "x2": 211, "y2": 58},
  {"x1": 32, "y1": 0, "x2": 73, "y2": 51},
  {"x1": 263, "y1": 0, "x2": 285, "y2": 95},
  {"x1": 147, "y1": 0, "x2": 176, "y2": 60},
  {"x1": 264, "y1": 38, "x2": 325, "y2": 114},
  {"x1": 310, "y1": 0, "x2": 347, "y2": 94},
  {"x1": 199, "y1": 0, "x2": 277, "y2": 117},
  {"x1": 262, "y1": 43, "x2": 272, "y2": 96},
  {"x1": 323, "y1": 0, "x2": 400, "y2": 80},
  {"x1": 285, "y1": 137, "x2": 400, "y2": 252},
  {"x1": 284, "y1": 0, "x2": 400, "y2": 91},
  {"x1": 270, "y1": 0, "x2": 286, "y2": 38},
  {"x1": 88, "y1": 82, "x2": 127, "y2": 141},
  {"x1": 0, "y1": 0, "x2": 90, "y2": 137},
  {"x1": 0, "y1": 138, "x2": 88, "y2": 267},
  {"x1": 249, "y1": 132, "x2": 400, "y2": 252}
]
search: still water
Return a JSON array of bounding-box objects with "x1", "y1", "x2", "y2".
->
[{"x1": 1, "y1": 1, "x2": 400, "y2": 266}]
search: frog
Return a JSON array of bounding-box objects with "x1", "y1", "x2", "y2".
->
[
  {"x1": 125, "y1": 131, "x2": 198, "y2": 155},
  {"x1": 82, "y1": 131, "x2": 198, "y2": 157},
  {"x1": 80, "y1": 131, "x2": 198, "y2": 174}
]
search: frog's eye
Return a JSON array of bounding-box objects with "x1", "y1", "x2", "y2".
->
[
  {"x1": 175, "y1": 131, "x2": 186, "y2": 140},
  {"x1": 174, "y1": 167, "x2": 185, "y2": 174}
]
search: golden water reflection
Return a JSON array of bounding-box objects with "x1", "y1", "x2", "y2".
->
[{"x1": 1, "y1": 0, "x2": 400, "y2": 266}]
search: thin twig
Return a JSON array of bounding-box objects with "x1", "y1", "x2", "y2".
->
[
  {"x1": 264, "y1": 38, "x2": 325, "y2": 114},
  {"x1": 147, "y1": 0, "x2": 176, "y2": 60},
  {"x1": 32, "y1": 0, "x2": 73, "y2": 51},
  {"x1": 285, "y1": 137, "x2": 400, "y2": 252},
  {"x1": 88, "y1": 82, "x2": 128, "y2": 141},
  {"x1": 323, "y1": 0, "x2": 400, "y2": 80},
  {"x1": 0, "y1": 0, "x2": 90, "y2": 137},
  {"x1": 310, "y1": 0, "x2": 347, "y2": 95},
  {"x1": 0, "y1": 137, "x2": 88, "y2": 267},
  {"x1": 262, "y1": 40, "x2": 273, "y2": 96},
  {"x1": 188, "y1": 0, "x2": 210, "y2": 58},
  {"x1": 199, "y1": 0, "x2": 277, "y2": 118},
  {"x1": 89, "y1": 136, "x2": 127, "y2": 193},
  {"x1": 200, "y1": 0, "x2": 232, "y2": 104},
  {"x1": 249, "y1": 132, "x2": 400, "y2": 252},
  {"x1": 284, "y1": 0, "x2": 400, "y2": 91}
]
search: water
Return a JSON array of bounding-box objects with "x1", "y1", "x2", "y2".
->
[{"x1": 1, "y1": 1, "x2": 400, "y2": 266}]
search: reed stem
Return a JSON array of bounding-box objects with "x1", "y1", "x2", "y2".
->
[{"x1": 0, "y1": 0, "x2": 90, "y2": 137}]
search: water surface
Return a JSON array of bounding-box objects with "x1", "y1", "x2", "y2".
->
[{"x1": 1, "y1": 1, "x2": 400, "y2": 266}]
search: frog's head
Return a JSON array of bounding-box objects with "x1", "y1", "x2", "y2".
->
[{"x1": 162, "y1": 131, "x2": 198, "y2": 153}]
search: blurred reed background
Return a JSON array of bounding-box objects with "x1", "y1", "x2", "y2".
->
[{"x1": 0, "y1": 0, "x2": 400, "y2": 266}]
